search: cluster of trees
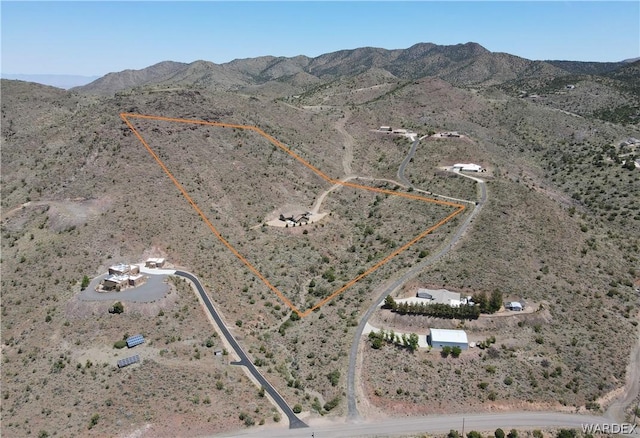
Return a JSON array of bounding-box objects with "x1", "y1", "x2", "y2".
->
[
  {"x1": 440, "y1": 345, "x2": 462, "y2": 358},
  {"x1": 383, "y1": 295, "x2": 480, "y2": 320},
  {"x1": 382, "y1": 289, "x2": 504, "y2": 319},
  {"x1": 368, "y1": 328, "x2": 419, "y2": 352},
  {"x1": 473, "y1": 290, "x2": 503, "y2": 314}
]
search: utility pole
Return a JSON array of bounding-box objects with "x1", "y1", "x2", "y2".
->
[{"x1": 462, "y1": 417, "x2": 465, "y2": 438}]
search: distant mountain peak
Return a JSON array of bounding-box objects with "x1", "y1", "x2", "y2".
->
[{"x1": 71, "y1": 41, "x2": 619, "y2": 95}]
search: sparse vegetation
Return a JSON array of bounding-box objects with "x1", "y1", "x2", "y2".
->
[{"x1": 1, "y1": 41, "x2": 638, "y2": 438}]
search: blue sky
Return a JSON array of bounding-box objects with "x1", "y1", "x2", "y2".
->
[{"x1": 2, "y1": 1, "x2": 639, "y2": 76}]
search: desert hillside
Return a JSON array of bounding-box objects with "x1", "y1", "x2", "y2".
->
[{"x1": 2, "y1": 43, "x2": 639, "y2": 437}]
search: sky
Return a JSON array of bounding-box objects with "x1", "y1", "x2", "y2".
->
[{"x1": 1, "y1": 1, "x2": 639, "y2": 76}]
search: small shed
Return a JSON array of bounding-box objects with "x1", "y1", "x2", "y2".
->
[
  {"x1": 506, "y1": 301, "x2": 523, "y2": 311},
  {"x1": 428, "y1": 328, "x2": 469, "y2": 350}
]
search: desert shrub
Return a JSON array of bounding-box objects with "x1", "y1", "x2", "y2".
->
[
  {"x1": 110, "y1": 301, "x2": 124, "y2": 314},
  {"x1": 327, "y1": 369, "x2": 340, "y2": 386},
  {"x1": 113, "y1": 340, "x2": 127, "y2": 349},
  {"x1": 556, "y1": 430, "x2": 576, "y2": 438},
  {"x1": 293, "y1": 404, "x2": 302, "y2": 414},
  {"x1": 323, "y1": 396, "x2": 340, "y2": 411},
  {"x1": 88, "y1": 413, "x2": 99, "y2": 430}
]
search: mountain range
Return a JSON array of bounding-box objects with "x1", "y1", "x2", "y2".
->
[{"x1": 69, "y1": 42, "x2": 632, "y2": 96}]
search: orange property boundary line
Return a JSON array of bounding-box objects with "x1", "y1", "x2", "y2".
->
[{"x1": 120, "y1": 113, "x2": 465, "y2": 317}]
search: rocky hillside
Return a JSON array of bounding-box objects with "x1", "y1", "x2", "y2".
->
[{"x1": 73, "y1": 42, "x2": 581, "y2": 96}]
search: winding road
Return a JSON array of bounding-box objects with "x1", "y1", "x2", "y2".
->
[
  {"x1": 174, "y1": 271, "x2": 308, "y2": 430},
  {"x1": 347, "y1": 137, "x2": 487, "y2": 420}
]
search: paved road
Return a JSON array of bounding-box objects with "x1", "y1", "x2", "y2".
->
[
  {"x1": 396, "y1": 137, "x2": 419, "y2": 187},
  {"x1": 174, "y1": 270, "x2": 308, "y2": 430},
  {"x1": 347, "y1": 143, "x2": 487, "y2": 420},
  {"x1": 213, "y1": 411, "x2": 636, "y2": 438}
]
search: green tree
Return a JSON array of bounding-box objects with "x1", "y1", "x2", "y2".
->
[
  {"x1": 293, "y1": 404, "x2": 302, "y2": 414},
  {"x1": 467, "y1": 432, "x2": 483, "y2": 438},
  {"x1": 624, "y1": 158, "x2": 636, "y2": 170},
  {"x1": 81, "y1": 275, "x2": 90, "y2": 290},
  {"x1": 556, "y1": 430, "x2": 576, "y2": 438},
  {"x1": 451, "y1": 346, "x2": 462, "y2": 358},
  {"x1": 369, "y1": 332, "x2": 383, "y2": 349},
  {"x1": 407, "y1": 333, "x2": 419, "y2": 352},
  {"x1": 489, "y1": 289, "x2": 503, "y2": 313},
  {"x1": 495, "y1": 429, "x2": 505, "y2": 438},
  {"x1": 441, "y1": 346, "x2": 452, "y2": 358},
  {"x1": 322, "y1": 268, "x2": 336, "y2": 282},
  {"x1": 327, "y1": 369, "x2": 340, "y2": 386},
  {"x1": 474, "y1": 291, "x2": 488, "y2": 312},
  {"x1": 111, "y1": 301, "x2": 124, "y2": 314},
  {"x1": 383, "y1": 295, "x2": 396, "y2": 309},
  {"x1": 507, "y1": 429, "x2": 518, "y2": 438},
  {"x1": 448, "y1": 431, "x2": 461, "y2": 438}
]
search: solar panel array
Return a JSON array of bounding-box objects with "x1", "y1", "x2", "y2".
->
[
  {"x1": 126, "y1": 334, "x2": 144, "y2": 348},
  {"x1": 117, "y1": 355, "x2": 140, "y2": 368}
]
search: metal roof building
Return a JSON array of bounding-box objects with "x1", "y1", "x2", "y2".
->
[
  {"x1": 452, "y1": 163, "x2": 485, "y2": 172},
  {"x1": 428, "y1": 328, "x2": 469, "y2": 350}
]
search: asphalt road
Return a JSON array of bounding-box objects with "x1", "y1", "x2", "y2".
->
[
  {"x1": 174, "y1": 270, "x2": 308, "y2": 430},
  {"x1": 213, "y1": 411, "x2": 637, "y2": 438},
  {"x1": 396, "y1": 138, "x2": 419, "y2": 187},
  {"x1": 347, "y1": 142, "x2": 488, "y2": 420}
]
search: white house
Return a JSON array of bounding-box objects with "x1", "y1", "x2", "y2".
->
[
  {"x1": 416, "y1": 288, "x2": 464, "y2": 307},
  {"x1": 452, "y1": 163, "x2": 485, "y2": 172},
  {"x1": 428, "y1": 328, "x2": 469, "y2": 350}
]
